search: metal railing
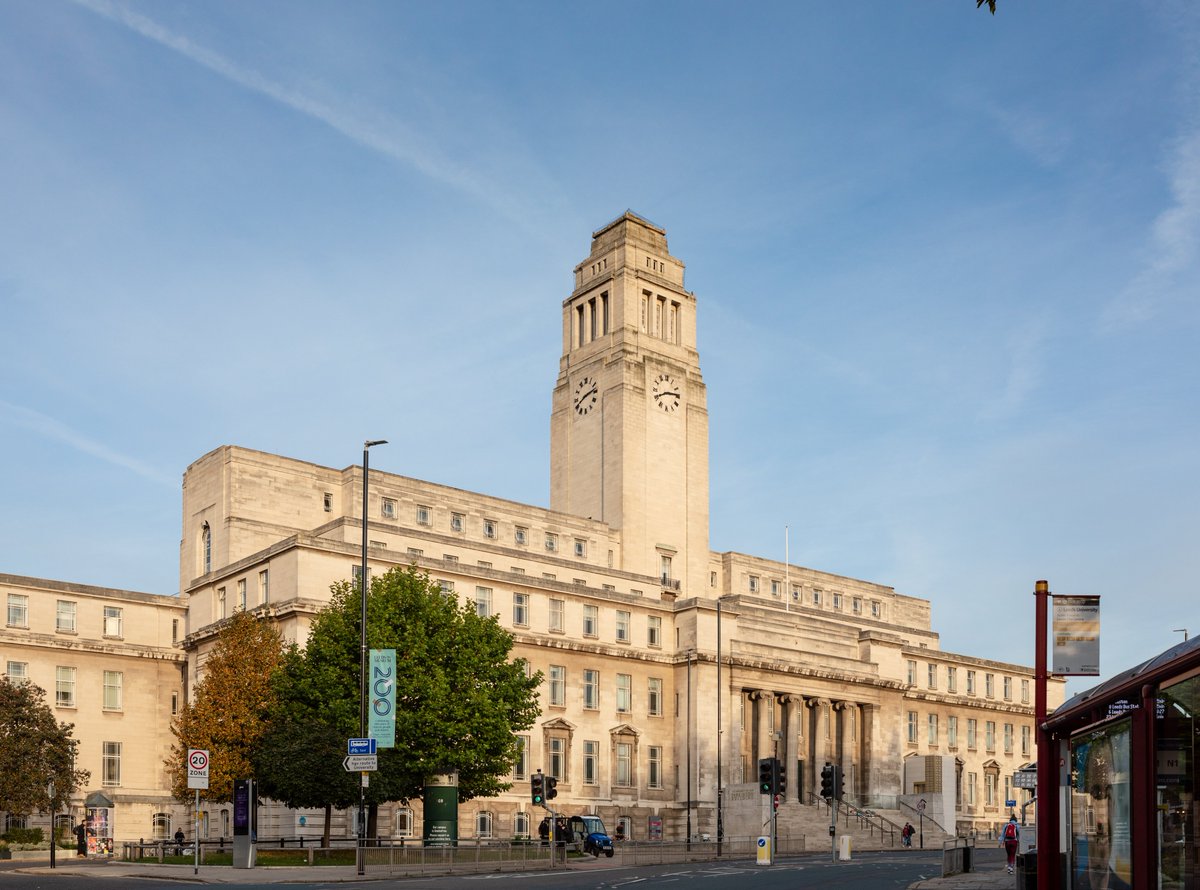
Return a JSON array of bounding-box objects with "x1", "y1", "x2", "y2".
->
[
  {"x1": 804, "y1": 793, "x2": 897, "y2": 845},
  {"x1": 941, "y1": 836, "x2": 975, "y2": 877}
]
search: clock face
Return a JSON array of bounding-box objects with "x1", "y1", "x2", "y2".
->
[
  {"x1": 651, "y1": 373, "x2": 681, "y2": 413},
  {"x1": 573, "y1": 376, "x2": 598, "y2": 416}
]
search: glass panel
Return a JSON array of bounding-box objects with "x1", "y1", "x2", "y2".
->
[
  {"x1": 1158, "y1": 673, "x2": 1199, "y2": 890},
  {"x1": 1070, "y1": 717, "x2": 1132, "y2": 890}
]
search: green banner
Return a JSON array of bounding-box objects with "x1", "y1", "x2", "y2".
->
[{"x1": 369, "y1": 649, "x2": 396, "y2": 747}]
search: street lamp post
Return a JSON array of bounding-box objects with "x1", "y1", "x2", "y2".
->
[{"x1": 358, "y1": 439, "x2": 387, "y2": 876}]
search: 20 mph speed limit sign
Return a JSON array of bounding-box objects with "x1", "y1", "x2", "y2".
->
[{"x1": 187, "y1": 748, "x2": 210, "y2": 790}]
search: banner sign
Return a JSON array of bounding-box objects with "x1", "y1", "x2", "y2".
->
[
  {"x1": 369, "y1": 649, "x2": 396, "y2": 747},
  {"x1": 1053, "y1": 595, "x2": 1101, "y2": 675}
]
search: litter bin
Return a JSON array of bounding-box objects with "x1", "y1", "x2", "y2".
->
[{"x1": 1014, "y1": 850, "x2": 1036, "y2": 890}]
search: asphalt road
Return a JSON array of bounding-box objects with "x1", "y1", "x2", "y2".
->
[{"x1": 1, "y1": 848, "x2": 990, "y2": 890}]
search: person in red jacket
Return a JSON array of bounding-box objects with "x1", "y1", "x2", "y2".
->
[{"x1": 1000, "y1": 815, "x2": 1020, "y2": 874}]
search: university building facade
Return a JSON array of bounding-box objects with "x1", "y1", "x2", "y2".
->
[{"x1": 2, "y1": 213, "x2": 1063, "y2": 844}]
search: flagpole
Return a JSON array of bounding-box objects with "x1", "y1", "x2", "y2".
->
[{"x1": 785, "y1": 526, "x2": 790, "y2": 612}]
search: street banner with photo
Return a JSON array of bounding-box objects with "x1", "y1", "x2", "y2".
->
[
  {"x1": 369, "y1": 649, "x2": 396, "y2": 747},
  {"x1": 1053, "y1": 595, "x2": 1100, "y2": 675}
]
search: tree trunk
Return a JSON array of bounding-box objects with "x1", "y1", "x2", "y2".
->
[{"x1": 322, "y1": 803, "x2": 331, "y2": 848}]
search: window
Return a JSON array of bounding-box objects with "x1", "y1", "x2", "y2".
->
[
  {"x1": 967, "y1": 718, "x2": 977, "y2": 749},
  {"x1": 928, "y1": 664, "x2": 937, "y2": 689},
  {"x1": 660, "y1": 555, "x2": 672, "y2": 583},
  {"x1": 648, "y1": 746, "x2": 663, "y2": 788},
  {"x1": 1021, "y1": 725, "x2": 1031, "y2": 756},
  {"x1": 985, "y1": 773, "x2": 995, "y2": 807},
  {"x1": 395, "y1": 808, "x2": 414, "y2": 837},
  {"x1": 985, "y1": 673, "x2": 995, "y2": 698},
  {"x1": 1021, "y1": 679, "x2": 1030, "y2": 704},
  {"x1": 852, "y1": 596, "x2": 862, "y2": 614},
  {"x1": 171, "y1": 692, "x2": 179, "y2": 715},
  {"x1": 770, "y1": 579, "x2": 781, "y2": 597},
  {"x1": 948, "y1": 715, "x2": 958, "y2": 747},
  {"x1": 1004, "y1": 723, "x2": 1014, "y2": 754},
  {"x1": 615, "y1": 742, "x2": 633, "y2": 787},
  {"x1": 237, "y1": 579, "x2": 246, "y2": 611},
  {"x1": 947, "y1": 667, "x2": 958, "y2": 693},
  {"x1": 548, "y1": 736, "x2": 565, "y2": 779},
  {"x1": 573, "y1": 539, "x2": 586, "y2": 558},
  {"x1": 985, "y1": 720, "x2": 996, "y2": 751},
  {"x1": 103, "y1": 671, "x2": 123, "y2": 710},
  {"x1": 475, "y1": 811, "x2": 493, "y2": 838},
  {"x1": 871, "y1": 601, "x2": 881, "y2": 618},
  {"x1": 549, "y1": 665, "x2": 566, "y2": 706},
  {"x1": 102, "y1": 741, "x2": 121, "y2": 786},
  {"x1": 56, "y1": 666, "x2": 76, "y2": 707},
  {"x1": 966, "y1": 670, "x2": 976, "y2": 695},
  {"x1": 512, "y1": 593, "x2": 529, "y2": 627},
  {"x1": 1003, "y1": 676, "x2": 1012, "y2": 701},
  {"x1": 647, "y1": 615, "x2": 661, "y2": 647},
  {"x1": 6, "y1": 661, "x2": 28, "y2": 682},
  {"x1": 907, "y1": 660, "x2": 917, "y2": 685},
  {"x1": 545, "y1": 533, "x2": 557, "y2": 552},
  {"x1": 437, "y1": 579, "x2": 454, "y2": 595},
  {"x1": 514, "y1": 811, "x2": 529, "y2": 837},
  {"x1": 380, "y1": 497, "x2": 395, "y2": 519},
  {"x1": 616, "y1": 674, "x2": 632, "y2": 713},
  {"x1": 323, "y1": 493, "x2": 333, "y2": 512},
  {"x1": 202, "y1": 522, "x2": 212, "y2": 573},
  {"x1": 907, "y1": 711, "x2": 918, "y2": 743},
  {"x1": 7, "y1": 593, "x2": 29, "y2": 628},
  {"x1": 152, "y1": 813, "x2": 170, "y2": 839},
  {"x1": 549, "y1": 598, "x2": 564, "y2": 633},
  {"x1": 515, "y1": 527, "x2": 527, "y2": 545},
  {"x1": 450, "y1": 513, "x2": 464, "y2": 532},
  {"x1": 416, "y1": 505, "x2": 430, "y2": 526},
  {"x1": 408, "y1": 547, "x2": 424, "y2": 558},
  {"x1": 967, "y1": 772, "x2": 977, "y2": 807},
  {"x1": 748, "y1": 575, "x2": 759, "y2": 593},
  {"x1": 615, "y1": 610, "x2": 630, "y2": 642},
  {"x1": 103, "y1": 605, "x2": 122, "y2": 637},
  {"x1": 443, "y1": 554, "x2": 458, "y2": 564},
  {"x1": 484, "y1": 519, "x2": 497, "y2": 539},
  {"x1": 474, "y1": 587, "x2": 492, "y2": 617},
  {"x1": 217, "y1": 587, "x2": 227, "y2": 619},
  {"x1": 648, "y1": 678, "x2": 663, "y2": 716},
  {"x1": 812, "y1": 589, "x2": 822, "y2": 606},
  {"x1": 583, "y1": 669, "x2": 599, "y2": 709},
  {"x1": 583, "y1": 740, "x2": 599, "y2": 785},
  {"x1": 832, "y1": 592, "x2": 842, "y2": 610},
  {"x1": 50, "y1": 600, "x2": 77, "y2": 634},
  {"x1": 928, "y1": 714, "x2": 938, "y2": 744},
  {"x1": 583, "y1": 604, "x2": 598, "y2": 637}
]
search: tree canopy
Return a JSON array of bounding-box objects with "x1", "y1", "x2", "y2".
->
[
  {"x1": 0, "y1": 677, "x2": 89, "y2": 816},
  {"x1": 166, "y1": 610, "x2": 284, "y2": 803},
  {"x1": 255, "y1": 566, "x2": 541, "y2": 817}
]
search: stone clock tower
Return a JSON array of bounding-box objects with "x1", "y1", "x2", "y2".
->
[{"x1": 550, "y1": 212, "x2": 710, "y2": 594}]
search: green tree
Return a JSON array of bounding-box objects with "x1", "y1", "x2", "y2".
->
[
  {"x1": 0, "y1": 677, "x2": 89, "y2": 817},
  {"x1": 166, "y1": 610, "x2": 284, "y2": 803},
  {"x1": 256, "y1": 566, "x2": 541, "y2": 834}
]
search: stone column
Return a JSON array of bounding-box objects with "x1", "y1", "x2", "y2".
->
[
  {"x1": 806, "y1": 697, "x2": 831, "y2": 799},
  {"x1": 779, "y1": 694, "x2": 803, "y2": 802},
  {"x1": 860, "y1": 703, "x2": 876, "y2": 802},
  {"x1": 752, "y1": 690, "x2": 774, "y2": 762}
]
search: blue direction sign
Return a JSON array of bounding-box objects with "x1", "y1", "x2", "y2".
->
[{"x1": 348, "y1": 738, "x2": 377, "y2": 755}]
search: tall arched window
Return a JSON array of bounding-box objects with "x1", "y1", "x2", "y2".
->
[
  {"x1": 514, "y1": 811, "x2": 529, "y2": 838},
  {"x1": 201, "y1": 523, "x2": 212, "y2": 575},
  {"x1": 475, "y1": 811, "x2": 493, "y2": 838}
]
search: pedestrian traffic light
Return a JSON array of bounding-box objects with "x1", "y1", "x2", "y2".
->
[
  {"x1": 545, "y1": 775, "x2": 558, "y2": 800},
  {"x1": 820, "y1": 762, "x2": 834, "y2": 799},
  {"x1": 758, "y1": 757, "x2": 774, "y2": 794},
  {"x1": 776, "y1": 760, "x2": 786, "y2": 797},
  {"x1": 531, "y1": 772, "x2": 544, "y2": 806}
]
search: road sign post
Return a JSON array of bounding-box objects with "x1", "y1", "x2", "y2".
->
[
  {"x1": 187, "y1": 749, "x2": 209, "y2": 875},
  {"x1": 343, "y1": 754, "x2": 378, "y2": 772}
]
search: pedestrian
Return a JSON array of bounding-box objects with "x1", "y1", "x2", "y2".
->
[
  {"x1": 538, "y1": 818, "x2": 549, "y2": 845},
  {"x1": 74, "y1": 821, "x2": 87, "y2": 857},
  {"x1": 901, "y1": 822, "x2": 913, "y2": 847},
  {"x1": 174, "y1": 827, "x2": 185, "y2": 855},
  {"x1": 1000, "y1": 815, "x2": 1020, "y2": 874}
]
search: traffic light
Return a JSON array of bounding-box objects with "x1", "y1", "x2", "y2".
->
[
  {"x1": 545, "y1": 775, "x2": 558, "y2": 800},
  {"x1": 776, "y1": 760, "x2": 786, "y2": 797},
  {"x1": 758, "y1": 758, "x2": 774, "y2": 794},
  {"x1": 820, "y1": 762, "x2": 834, "y2": 799},
  {"x1": 836, "y1": 764, "x2": 846, "y2": 801},
  {"x1": 531, "y1": 772, "x2": 545, "y2": 806},
  {"x1": 828, "y1": 764, "x2": 844, "y2": 801}
]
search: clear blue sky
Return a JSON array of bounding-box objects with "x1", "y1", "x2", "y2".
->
[{"x1": 3, "y1": 1, "x2": 1197, "y2": 696}]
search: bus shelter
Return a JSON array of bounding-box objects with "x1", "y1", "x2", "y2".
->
[{"x1": 1041, "y1": 634, "x2": 1199, "y2": 889}]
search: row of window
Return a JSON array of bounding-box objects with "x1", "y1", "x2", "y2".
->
[
  {"x1": 2, "y1": 661, "x2": 179, "y2": 718},
  {"x1": 471, "y1": 588, "x2": 664, "y2": 646},
  {"x1": 213, "y1": 570, "x2": 270, "y2": 620},
  {"x1": 732, "y1": 578, "x2": 886, "y2": 618},
  {"x1": 544, "y1": 666, "x2": 665, "y2": 715},
  {"x1": 6, "y1": 593, "x2": 126, "y2": 638},
  {"x1": 960, "y1": 769, "x2": 1028, "y2": 810},
  {"x1": 906, "y1": 661, "x2": 1030, "y2": 703},
  {"x1": 512, "y1": 734, "x2": 665, "y2": 790},
  {"x1": 367, "y1": 500, "x2": 596, "y2": 559},
  {"x1": 905, "y1": 710, "x2": 1032, "y2": 756}
]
